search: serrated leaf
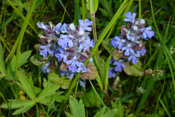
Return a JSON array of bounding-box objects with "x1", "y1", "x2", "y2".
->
[
  {"x1": 68, "y1": 96, "x2": 85, "y2": 117},
  {"x1": 115, "y1": 102, "x2": 124, "y2": 117},
  {"x1": 1, "y1": 100, "x2": 33, "y2": 109},
  {"x1": 48, "y1": 72, "x2": 72, "y2": 89},
  {"x1": 102, "y1": 39, "x2": 114, "y2": 54},
  {"x1": 94, "y1": 107, "x2": 118, "y2": 117},
  {"x1": 65, "y1": 111, "x2": 73, "y2": 117},
  {"x1": 0, "y1": 44, "x2": 5, "y2": 77},
  {"x1": 86, "y1": 0, "x2": 99, "y2": 13},
  {"x1": 104, "y1": 108, "x2": 118, "y2": 117},
  {"x1": 37, "y1": 84, "x2": 60, "y2": 102},
  {"x1": 55, "y1": 92, "x2": 65, "y2": 102},
  {"x1": 43, "y1": 78, "x2": 53, "y2": 88},
  {"x1": 17, "y1": 71, "x2": 36, "y2": 100},
  {"x1": 94, "y1": 107, "x2": 106, "y2": 117},
  {"x1": 12, "y1": 102, "x2": 35, "y2": 115},
  {"x1": 123, "y1": 61, "x2": 144, "y2": 76}
]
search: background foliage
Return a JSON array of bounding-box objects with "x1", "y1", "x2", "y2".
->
[{"x1": 0, "y1": 0, "x2": 175, "y2": 116}]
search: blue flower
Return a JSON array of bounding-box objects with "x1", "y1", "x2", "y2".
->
[
  {"x1": 108, "y1": 67, "x2": 116, "y2": 78},
  {"x1": 79, "y1": 79, "x2": 86, "y2": 88},
  {"x1": 60, "y1": 34, "x2": 73, "y2": 47},
  {"x1": 77, "y1": 63, "x2": 87, "y2": 73},
  {"x1": 54, "y1": 23, "x2": 62, "y2": 35},
  {"x1": 113, "y1": 60, "x2": 126, "y2": 72},
  {"x1": 55, "y1": 48, "x2": 68, "y2": 62},
  {"x1": 140, "y1": 26, "x2": 155, "y2": 40},
  {"x1": 124, "y1": 12, "x2": 136, "y2": 23},
  {"x1": 60, "y1": 70, "x2": 74, "y2": 79},
  {"x1": 139, "y1": 49, "x2": 146, "y2": 56},
  {"x1": 122, "y1": 44, "x2": 134, "y2": 56},
  {"x1": 37, "y1": 22, "x2": 49, "y2": 30},
  {"x1": 79, "y1": 37, "x2": 94, "y2": 51},
  {"x1": 128, "y1": 52, "x2": 140, "y2": 64},
  {"x1": 41, "y1": 62, "x2": 50, "y2": 74},
  {"x1": 65, "y1": 57, "x2": 82, "y2": 72},
  {"x1": 126, "y1": 32, "x2": 135, "y2": 41},
  {"x1": 60, "y1": 23, "x2": 68, "y2": 33},
  {"x1": 39, "y1": 44, "x2": 54, "y2": 57},
  {"x1": 79, "y1": 19, "x2": 93, "y2": 31},
  {"x1": 111, "y1": 36, "x2": 125, "y2": 49}
]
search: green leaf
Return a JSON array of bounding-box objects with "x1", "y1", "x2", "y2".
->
[
  {"x1": 94, "y1": 107, "x2": 118, "y2": 117},
  {"x1": 37, "y1": 84, "x2": 60, "y2": 102},
  {"x1": 94, "y1": 107, "x2": 106, "y2": 117},
  {"x1": 123, "y1": 61, "x2": 144, "y2": 76},
  {"x1": 67, "y1": 96, "x2": 85, "y2": 117},
  {"x1": 1, "y1": 100, "x2": 33, "y2": 109},
  {"x1": 12, "y1": 102, "x2": 35, "y2": 115},
  {"x1": 115, "y1": 102, "x2": 124, "y2": 117},
  {"x1": 43, "y1": 78, "x2": 53, "y2": 88},
  {"x1": 96, "y1": 76, "x2": 103, "y2": 90},
  {"x1": 17, "y1": 71, "x2": 36, "y2": 100},
  {"x1": 48, "y1": 72, "x2": 72, "y2": 89},
  {"x1": 0, "y1": 44, "x2": 5, "y2": 78},
  {"x1": 102, "y1": 39, "x2": 114, "y2": 54},
  {"x1": 30, "y1": 54, "x2": 43, "y2": 66},
  {"x1": 80, "y1": 89, "x2": 101, "y2": 107},
  {"x1": 18, "y1": 50, "x2": 32, "y2": 68},
  {"x1": 86, "y1": 0, "x2": 99, "y2": 13},
  {"x1": 104, "y1": 54, "x2": 112, "y2": 90},
  {"x1": 6, "y1": 51, "x2": 32, "y2": 80}
]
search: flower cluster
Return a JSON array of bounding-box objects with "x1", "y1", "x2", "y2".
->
[
  {"x1": 37, "y1": 19, "x2": 94, "y2": 79},
  {"x1": 109, "y1": 12, "x2": 155, "y2": 78}
]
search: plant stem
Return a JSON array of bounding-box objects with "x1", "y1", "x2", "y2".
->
[{"x1": 91, "y1": 13, "x2": 103, "y2": 80}]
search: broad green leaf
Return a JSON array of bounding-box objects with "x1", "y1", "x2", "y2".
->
[
  {"x1": 48, "y1": 72, "x2": 72, "y2": 89},
  {"x1": 11, "y1": 0, "x2": 29, "y2": 15},
  {"x1": 94, "y1": 107, "x2": 106, "y2": 117},
  {"x1": 17, "y1": 71, "x2": 36, "y2": 100},
  {"x1": 115, "y1": 102, "x2": 124, "y2": 117},
  {"x1": 55, "y1": 92, "x2": 65, "y2": 102},
  {"x1": 1, "y1": 100, "x2": 33, "y2": 109},
  {"x1": 37, "y1": 84, "x2": 60, "y2": 102},
  {"x1": 43, "y1": 78, "x2": 53, "y2": 88},
  {"x1": 86, "y1": 0, "x2": 99, "y2": 13},
  {"x1": 102, "y1": 39, "x2": 114, "y2": 54},
  {"x1": 12, "y1": 102, "x2": 35, "y2": 115},
  {"x1": 18, "y1": 50, "x2": 32, "y2": 68},
  {"x1": 68, "y1": 96, "x2": 85, "y2": 117},
  {"x1": 94, "y1": 107, "x2": 118, "y2": 117},
  {"x1": 0, "y1": 44, "x2": 5, "y2": 77},
  {"x1": 123, "y1": 61, "x2": 144, "y2": 76},
  {"x1": 104, "y1": 109, "x2": 118, "y2": 117},
  {"x1": 30, "y1": 54, "x2": 43, "y2": 66},
  {"x1": 6, "y1": 51, "x2": 32, "y2": 80},
  {"x1": 80, "y1": 89, "x2": 101, "y2": 107},
  {"x1": 37, "y1": 97, "x2": 52, "y2": 105},
  {"x1": 65, "y1": 111, "x2": 73, "y2": 117}
]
